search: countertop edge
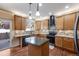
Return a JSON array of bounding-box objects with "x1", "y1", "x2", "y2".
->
[{"x1": 55, "y1": 35, "x2": 74, "y2": 39}]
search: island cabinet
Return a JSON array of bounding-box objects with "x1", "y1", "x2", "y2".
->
[
  {"x1": 28, "y1": 42, "x2": 49, "y2": 56},
  {"x1": 64, "y1": 13, "x2": 76, "y2": 30},
  {"x1": 55, "y1": 36, "x2": 75, "y2": 52},
  {"x1": 26, "y1": 37, "x2": 49, "y2": 56},
  {"x1": 14, "y1": 15, "x2": 26, "y2": 30}
]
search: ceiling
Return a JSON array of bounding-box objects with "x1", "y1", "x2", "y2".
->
[{"x1": 0, "y1": 3, "x2": 79, "y2": 17}]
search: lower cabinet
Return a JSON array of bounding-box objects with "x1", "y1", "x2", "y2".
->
[
  {"x1": 55, "y1": 37, "x2": 63, "y2": 47},
  {"x1": 63, "y1": 38, "x2": 75, "y2": 52},
  {"x1": 55, "y1": 36, "x2": 75, "y2": 52}
]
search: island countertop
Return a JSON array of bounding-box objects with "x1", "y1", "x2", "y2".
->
[{"x1": 25, "y1": 37, "x2": 49, "y2": 46}]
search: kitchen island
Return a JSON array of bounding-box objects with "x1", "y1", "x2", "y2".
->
[{"x1": 25, "y1": 37, "x2": 49, "y2": 56}]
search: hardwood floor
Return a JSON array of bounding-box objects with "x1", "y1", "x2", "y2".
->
[
  {"x1": 0, "y1": 46, "x2": 76, "y2": 56},
  {"x1": 49, "y1": 47, "x2": 76, "y2": 56}
]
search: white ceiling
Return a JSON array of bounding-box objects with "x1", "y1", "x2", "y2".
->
[{"x1": 0, "y1": 3, "x2": 79, "y2": 17}]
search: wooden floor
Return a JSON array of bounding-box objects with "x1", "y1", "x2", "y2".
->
[
  {"x1": 0, "y1": 46, "x2": 76, "y2": 56},
  {"x1": 49, "y1": 47, "x2": 76, "y2": 56}
]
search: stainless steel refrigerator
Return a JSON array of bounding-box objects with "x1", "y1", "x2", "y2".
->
[{"x1": 74, "y1": 13, "x2": 79, "y2": 55}]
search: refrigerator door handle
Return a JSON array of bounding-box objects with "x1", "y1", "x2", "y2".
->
[{"x1": 74, "y1": 14, "x2": 79, "y2": 54}]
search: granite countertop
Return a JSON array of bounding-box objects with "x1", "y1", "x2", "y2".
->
[
  {"x1": 14, "y1": 30, "x2": 34, "y2": 37},
  {"x1": 55, "y1": 30, "x2": 75, "y2": 39},
  {"x1": 55, "y1": 34, "x2": 74, "y2": 38},
  {"x1": 14, "y1": 33, "x2": 48, "y2": 37},
  {"x1": 25, "y1": 37, "x2": 49, "y2": 46}
]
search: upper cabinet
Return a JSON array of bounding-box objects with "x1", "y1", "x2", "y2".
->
[
  {"x1": 0, "y1": 10, "x2": 13, "y2": 20},
  {"x1": 56, "y1": 13, "x2": 76, "y2": 30},
  {"x1": 56, "y1": 16, "x2": 64, "y2": 30},
  {"x1": 14, "y1": 15, "x2": 26, "y2": 30},
  {"x1": 22, "y1": 17, "x2": 26, "y2": 30},
  {"x1": 35, "y1": 21, "x2": 41, "y2": 30},
  {"x1": 42, "y1": 19, "x2": 48, "y2": 29},
  {"x1": 14, "y1": 15, "x2": 22, "y2": 30},
  {"x1": 35, "y1": 19, "x2": 49, "y2": 31},
  {"x1": 64, "y1": 13, "x2": 76, "y2": 30}
]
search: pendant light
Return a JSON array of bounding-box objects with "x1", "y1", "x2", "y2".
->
[
  {"x1": 36, "y1": 3, "x2": 40, "y2": 17},
  {"x1": 29, "y1": 3, "x2": 32, "y2": 19},
  {"x1": 27, "y1": 3, "x2": 34, "y2": 30}
]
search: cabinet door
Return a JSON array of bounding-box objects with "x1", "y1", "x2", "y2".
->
[
  {"x1": 55, "y1": 37, "x2": 63, "y2": 47},
  {"x1": 14, "y1": 15, "x2": 22, "y2": 30},
  {"x1": 42, "y1": 20, "x2": 48, "y2": 29},
  {"x1": 63, "y1": 38, "x2": 74, "y2": 51},
  {"x1": 64, "y1": 13, "x2": 76, "y2": 30},
  {"x1": 35, "y1": 21, "x2": 41, "y2": 30},
  {"x1": 56, "y1": 16, "x2": 64, "y2": 30},
  {"x1": 22, "y1": 18, "x2": 26, "y2": 30}
]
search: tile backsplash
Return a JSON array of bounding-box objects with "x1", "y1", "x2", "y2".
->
[
  {"x1": 14, "y1": 30, "x2": 25, "y2": 35},
  {"x1": 57, "y1": 30, "x2": 79, "y2": 36},
  {"x1": 14, "y1": 30, "x2": 33, "y2": 36},
  {"x1": 57, "y1": 30, "x2": 74, "y2": 36}
]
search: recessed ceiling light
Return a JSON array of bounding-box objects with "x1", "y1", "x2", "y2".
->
[
  {"x1": 39, "y1": 3, "x2": 42, "y2": 7},
  {"x1": 65, "y1": 5, "x2": 69, "y2": 9}
]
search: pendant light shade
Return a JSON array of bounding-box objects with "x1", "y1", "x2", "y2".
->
[
  {"x1": 36, "y1": 11, "x2": 40, "y2": 16},
  {"x1": 36, "y1": 3, "x2": 40, "y2": 17},
  {"x1": 29, "y1": 16, "x2": 32, "y2": 19},
  {"x1": 29, "y1": 3, "x2": 32, "y2": 19}
]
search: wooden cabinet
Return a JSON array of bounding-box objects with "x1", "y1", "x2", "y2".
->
[
  {"x1": 35, "y1": 21, "x2": 41, "y2": 34},
  {"x1": 56, "y1": 16, "x2": 64, "y2": 30},
  {"x1": 55, "y1": 37, "x2": 63, "y2": 47},
  {"x1": 22, "y1": 17, "x2": 26, "y2": 30},
  {"x1": 28, "y1": 42, "x2": 49, "y2": 56},
  {"x1": 63, "y1": 38, "x2": 74, "y2": 51},
  {"x1": 35, "y1": 21, "x2": 41, "y2": 30},
  {"x1": 56, "y1": 13, "x2": 76, "y2": 30},
  {"x1": 35, "y1": 20, "x2": 48, "y2": 35},
  {"x1": 35, "y1": 20, "x2": 48, "y2": 30},
  {"x1": 64, "y1": 13, "x2": 76, "y2": 30},
  {"x1": 14, "y1": 15, "x2": 22, "y2": 30},
  {"x1": 55, "y1": 36, "x2": 75, "y2": 52},
  {"x1": 42, "y1": 20, "x2": 48, "y2": 29},
  {"x1": 14, "y1": 15, "x2": 26, "y2": 30},
  {"x1": 0, "y1": 10, "x2": 13, "y2": 20}
]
